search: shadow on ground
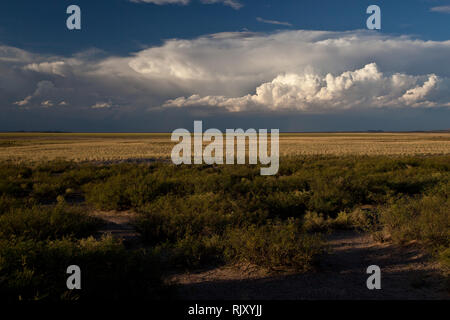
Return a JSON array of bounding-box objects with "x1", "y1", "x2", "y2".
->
[{"x1": 170, "y1": 231, "x2": 449, "y2": 300}]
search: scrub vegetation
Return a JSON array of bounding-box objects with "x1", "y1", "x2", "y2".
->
[{"x1": 0, "y1": 134, "x2": 448, "y2": 300}]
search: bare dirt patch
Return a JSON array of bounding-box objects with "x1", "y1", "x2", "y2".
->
[{"x1": 91, "y1": 210, "x2": 140, "y2": 245}]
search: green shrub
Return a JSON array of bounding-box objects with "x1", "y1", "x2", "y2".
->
[
  {"x1": 302, "y1": 211, "x2": 329, "y2": 232},
  {"x1": 84, "y1": 171, "x2": 179, "y2": 210},
  {"x1": 262, "y1": 190, "x2": 310, "y2": 218},
  {"x1": 135, "y1": 192, "x2": 266, "y2": 245},
  {"x1": 0, "y1": 204, "x2": 102, "y2": 241},
  {"x1": 84, "y1": 175, "x2": 132, "y2": 210},
  {"x1": 380, "y1": 194, "x2": 449, "y2": 246},
  {"x1": 166, "y1": 233, "x2": 224, "y2": 268},
  {"x1": 224, "y1": 219, "x2": 324, "y2": 271},
  {"x1": 301, "y1": 209, "x2": 376, "y2": 232},
  {"x1": 0, "y1": 195, "x2": 33, "y2": 215},
  {"x1": 0, "y1": 235, "x2": 164, "y2": 301}
]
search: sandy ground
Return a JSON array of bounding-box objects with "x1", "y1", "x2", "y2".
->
[{"x1": 93, "y1": 211, "x2": 449, "y2": 300}]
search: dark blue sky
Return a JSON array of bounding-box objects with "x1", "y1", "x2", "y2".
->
[
  {"x1": 0, "y1": 0, "x2": 449, "y2": 132},
  {"x1": 1, "y1": 0, "x2": 449, "y2": 56}
]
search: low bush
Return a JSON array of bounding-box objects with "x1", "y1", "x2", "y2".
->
[
  {"x1": 135, "y1": 192, "x2": 266, "y2": 245},
  {"x1": 165, "y1": 234, "x2": 224, "y2": 268},
  {"x1": 224, "y1": 219, "x2": 324, "y2": 271},
  {"x1": 0, "y1": 235, "x2": 164, "y2": 301},
  {"x1": 380, "y1": 193, "x2": 449, "y2": 247},
  {"x1": 0, "y1": 204, "x2": 102, "y2": 241}
]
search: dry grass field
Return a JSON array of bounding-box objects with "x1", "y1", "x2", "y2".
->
[{"x1": 0, "y1": 132, "x2": 449, "y2": 162}]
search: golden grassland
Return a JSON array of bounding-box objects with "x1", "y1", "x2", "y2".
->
[{"x1": 0, "y1": 132, "x2": 449, "y2": 162}]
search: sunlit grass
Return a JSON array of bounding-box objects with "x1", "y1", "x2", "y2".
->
[{"x1": 0, "y1": 132, "x2": 449, "y2": 162}]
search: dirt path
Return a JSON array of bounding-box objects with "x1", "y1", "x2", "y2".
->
[
  {"x1": 168, "y1": 231, "x2": 449, "y2": 300},
  {"x1": 91, "y1": 210, "x2": 140, "y2": 246}
]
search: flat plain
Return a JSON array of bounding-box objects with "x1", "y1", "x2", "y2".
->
[{"x1": 0, "y1": 132, "x2": 449, "y2": 162}]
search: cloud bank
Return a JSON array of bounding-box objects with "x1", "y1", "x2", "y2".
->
[{"x1": 2, "y1": 30, "x2": 450, "y2": 117}]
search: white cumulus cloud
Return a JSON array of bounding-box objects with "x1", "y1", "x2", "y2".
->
[{"x1": 162, "y1": 63, "x2": 449, "y2": 112}]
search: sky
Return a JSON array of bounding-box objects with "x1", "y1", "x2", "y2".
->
[{"x1": 0, "y1": 0, "x2": 449, "y2": 132}]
